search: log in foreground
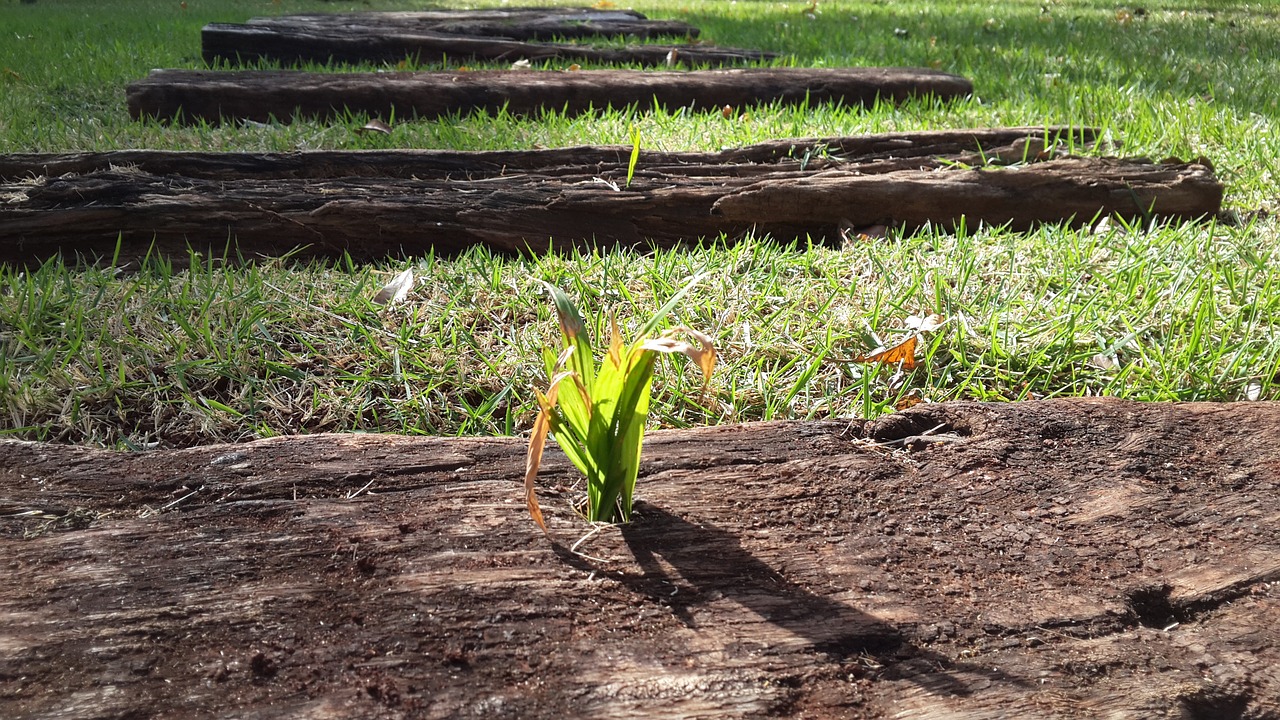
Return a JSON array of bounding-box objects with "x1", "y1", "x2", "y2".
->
[
  {"x1": 126, "y1": 67, "x2": 972, "y2": 124},
  {"x1": 1, "y1": 398, "x2": 1278, "y2": 718},
  {"x1": 0, "y1": 127, "x2": 1225, "y2": 265},
  {"x1": 202, "y1": 8, "x2": 771, "y2": 68}
]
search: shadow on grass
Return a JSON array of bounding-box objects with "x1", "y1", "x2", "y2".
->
[{"x1": 687, "y1": 2, "x2": 1279, "y2": 117}]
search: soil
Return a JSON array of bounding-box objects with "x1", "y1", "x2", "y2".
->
[{"x1": 1, "y1": 397, "x2": 1277, "y2": 719}]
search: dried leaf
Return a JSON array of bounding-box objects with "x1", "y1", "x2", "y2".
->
[
  {"x1": 851, "y1": 335, "x2": 918, "y2": 370},
  {"x1": 524, "y1": 391, "x2": 556, "y2": 533},
  {"x1": 665, "y1": 49, "x2": 679, "y2": 67},
  {"x1": 641, "y1": 327, "x2": 717, "y2": 389},
  {"x1": 566, "y1": 63, "x2": 582, "y2": 72},
  {"x1": 895, "y1": 394, "x2": 924, "y2": 411},
  {"x1": 372, "y1": 268, "x2": 413, "y2": 306},
  {"x1": 721, "y1": 105, "x2": 734, "y2": 119},
  {"x1": 358, "y1": 118, "x2": 393, "y2": 135}
]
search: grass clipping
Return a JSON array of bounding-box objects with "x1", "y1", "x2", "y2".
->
[{"x1": 525, "y1": 277, "x2": 715, "y2": 532}]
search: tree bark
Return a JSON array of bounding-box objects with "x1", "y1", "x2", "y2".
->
[
  {"x1": 0, "y1": 128, "x2": 1225, "y2": 265},
  {"x1": 125, "y1": 67, "x2": 974, "y2": 125},
  {"x1": 2, "y1": 398, "x2": 1277, "y2": 718}
]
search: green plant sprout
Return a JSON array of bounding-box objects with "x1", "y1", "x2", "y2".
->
[
  {"x1": 625, "y1": 124, "x2": 642, "y2": 188},
  {"x1": 524, "y1": 276, "x2": 715, "y2": 531}
]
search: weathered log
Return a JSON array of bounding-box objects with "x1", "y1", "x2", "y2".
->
[
  {"x1": 225, "y1": 7, "x2": 703, "y2": 43},
  {"x1": 0, "y1": 127, "x2": 1088, "y2": 181},
  {"x1": 711, "y1": 156, "x2": 1224, "y2": 232},
  {"x1": 203, "y1": 23, "x2": 772, "y2": 69},
  {"x1": 125, "y1": 67, "x2": 974, "y2": 125},
  {"x1": 0, "y1": 128, "x2": 1224, "y2": 265},
  {"x1": 2, "y1": 398, "x2": 1278, "y2": 718},
  {"x1": 201, "y1": 9, "x2": 770, "y2": 69}
]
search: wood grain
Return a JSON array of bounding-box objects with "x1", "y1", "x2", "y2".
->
[{"x1": 2, "y1": 398, "x2": 1277, "y2": 718}]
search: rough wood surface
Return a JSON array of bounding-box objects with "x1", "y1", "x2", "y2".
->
[
  {"x1": 0, "y1": 128, "x2": 1225, "y2": 265},
  {"x1": 2, "y1": 398, "x2": 1278, "y2": 718},
  {"x1": 0, "y1": 127, "x2": 1082, "y2": 181},
  {"x1": 711, "y1": 156, "x2": 1223, "y2": 232},
  {"x1": 219, "y1": 7, "x2": 703, "y2": 44},
  {"x1": 202, "y1": 9, "x2": 772, "y2": 69},
  {"x1": 125, "y1": 67, "x2": 973, "y2": 125}
]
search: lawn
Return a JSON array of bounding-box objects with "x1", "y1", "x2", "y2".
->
[{"x1": 1, "y1": 0, "x2": 1278, "y2": 448}]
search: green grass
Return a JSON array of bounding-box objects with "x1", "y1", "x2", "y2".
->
[{"x1": 1, "y1": 0, "x2": 1279, "y2": 448}]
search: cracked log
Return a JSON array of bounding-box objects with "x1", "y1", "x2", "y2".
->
[
  {"x1": 125, "y1": 67, "x2": 973, "y2": 125},
  {"x1": 203, "y1": 9, "x2": 773, "y2": 68},
  {"x1": 0, "y1": 127, "x2": 1225, "y2": 265},
  {"x1": 1, "y1": 398, "x2": 1278, "y2": 718}
]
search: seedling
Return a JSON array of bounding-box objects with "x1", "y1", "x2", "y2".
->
[{"x1": 524, "y1": 276, "x2": 715, "y2": 531}]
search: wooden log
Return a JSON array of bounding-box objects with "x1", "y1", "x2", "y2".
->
[
  {"x1": 125, "y1": 67, "x2": 974, "y2": 125},
  {"x1": 229, "y1": 8, "x2": 703, "y2": 42},
  {"x1": 200, "y1": 8, "x2": 762, "y2": 69},
  {"x1": 710, "y1": 156, "x2": 1224, "y2": 232},
  {"x1": 202, "y1": 23, "x2": 772, "y2": 69},
  {"x1": 0, "y1": 127, "x2": 1086, "y2": 182},
  {"x1": 2, "y1": 398, "x2": 1278, "y2": 718},
  {"x1": 0, "y1": 128, "x2": 1225, "y2": 265}
]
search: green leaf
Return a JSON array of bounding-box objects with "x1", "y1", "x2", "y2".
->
[
  {"x1": 626, "y1": 124, "x2": 641, "y2": 189},
  {"x1": 601, "y1": 348, "x2": 658, "y2": 522},
  {"x1": 635, "y1": 272, "x2": 707, "y2": 339},
  {"x1": 541, "y1": 281, "x2": 595, "y2": 439}
]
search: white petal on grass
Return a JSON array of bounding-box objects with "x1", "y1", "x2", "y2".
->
[
  {"x1": 905, "y1": 313, "x2": 947, "y2": 332},
  {"x1": 1089, "y1": 353, "x2": 1119, "y2": 371},
  {"x1": 1246, "y1": 382, "x2": 1263, "y2": 401},
  {"x1": 359, "y1": 118, "x2": 393, "y2": 135},
  {"x1": 372, "y1": 268, "x2": 414, "y2": 306}
]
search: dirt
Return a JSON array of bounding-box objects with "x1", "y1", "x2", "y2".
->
[{"x1": 1, "y1": 397, "x2": 1277, "y2": 719}]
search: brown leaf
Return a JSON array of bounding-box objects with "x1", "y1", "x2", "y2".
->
[
  {"x1": 894, "y1": 394, "x2": 924, "y2": 411},
  {"x1": 525, "y1": 382, "x2": 567, "y2": 534},
  {"x1": 850, "y1": 335, "x2": 918, "y2": 370},
  {"x1": 524, "y1": 404, "x2": 551, "y2": 533}
]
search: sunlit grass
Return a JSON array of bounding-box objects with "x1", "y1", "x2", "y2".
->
[{"x1": 1, "y1": 0, "x2": 1278, "y2": 447}]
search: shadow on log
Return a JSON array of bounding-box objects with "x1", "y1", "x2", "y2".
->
[
  {"x1": 1, "y1": 398, "x2": 1277, "y2": 718},
  {"x1": 203, "y1": 8, "x2": 773, "y2": 68},
  {"x1": 0, "y1": 127, "x2": 1225, "y2": 266},
  {"x1": 125, "y1": 67, "x2": 973, "y2": 125}
]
